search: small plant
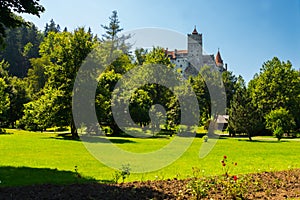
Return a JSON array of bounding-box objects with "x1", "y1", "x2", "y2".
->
[
  {"x1": 220, "y1": 155, "x2": 237, "y2": 178},
  {"x1": 120, "y1": 164, "x2": 131, "y2": 182},
  {"x1": 187, "y1": 167, "x2": 210, "y2": 199},
  {"x1": 113, "y1": 164, "x2": 131, "y2": 183},
  {"x1": 219, "y1": 155, "x2": 249, "y2": 199},
  {"x1": 188, "y1": 178, "x2": 211, "y2": 200},
  {"x1": 203, "y1": 135, "x2": 208, "y2": 142},
  {"x1": 112, "y1": 170, "x2": 122, "y2": 184},
  {"x1": 74, "y1": 166, "x2": 82, "y2": 179}
]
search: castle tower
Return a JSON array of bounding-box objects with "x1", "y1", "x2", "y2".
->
[
  {"x1": 188, "y1": 26, "x2": 203, "y2": 67},
  {"x1": 215, "y1": 49, "x2": 224, "y2": 68}
]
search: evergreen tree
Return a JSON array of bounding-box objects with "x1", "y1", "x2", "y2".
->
[
  {"x1": 0, "y1": 23, "x2": 43, "y2": 77},
  {"x1": 229, "y1": 76, "x2": 262, "y2": 140},
  {"x1": 101, "y1": 10, "x2": 123, "y2": 41},
  {"x1": 44, "y1": 19, "x2": 60, "y2": 36}
]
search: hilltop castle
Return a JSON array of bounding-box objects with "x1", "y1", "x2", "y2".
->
[{"x1": 165, "y1": 26, "x2": 227, "y2": 77}]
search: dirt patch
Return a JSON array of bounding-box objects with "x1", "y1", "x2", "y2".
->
[{"x1": 1, "y1": 169, "x2": 300, "y2": 199}]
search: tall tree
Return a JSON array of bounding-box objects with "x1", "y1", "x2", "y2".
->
[
  {"x1": 0, "y1": 0, "x2": 44, "y2": 48},
  {"x1": 44, "y1": 19, "x2": 60, "y2": 36},
  {"x1": 101, "y1": 10, "x2": 123, "y2": 41},
  {"x1": 101, "y1": 10, "x2": 130, "y2": 55},
  {"x1": 0, "y1": 77, "x2": 10, "y2": 133},
  {"x1": 228, "y1": 76, "x2": 262, "y2": 140},
  {"x1": 22, "y1": 28, "x2": 97, "y2": 137},
  {"x1": 248, "y1": 57, "x2": 300, "y2": 130},
  {"x1": 0, "y1": 23, "x2": 43, "y2": 77}
]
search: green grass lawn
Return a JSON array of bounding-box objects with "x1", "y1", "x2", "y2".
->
[{"x1": 0, "y1": 129, "x2": 300, "y2": 187}]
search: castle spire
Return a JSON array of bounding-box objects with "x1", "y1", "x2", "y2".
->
[
  {"x1": 215, "y1": 49, "x2": 223, "y2": 66},
  {"x1": 192, "y1": 25, "x2": 198, "y2": 34}
]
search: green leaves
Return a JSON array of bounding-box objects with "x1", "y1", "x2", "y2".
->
[
  {"x1": 0, "y1": 0, "x2": 44, "y2": 48},
  {"x1": 265, "y1": 108, "x2": 295, "y2": 137},
  {"x1": 248, "y1": 57, "x2": 300, "y2": 132}
]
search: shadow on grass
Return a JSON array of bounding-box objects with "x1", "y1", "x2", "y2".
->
[
  {"x1": 0, "y1": 132, "x2": 13, "y2": 135},
  {"x1": 0, "y1": 167, "x2": 173, "y2": 199},
  {"x1": 237, "y1": 139, "x2": 289, "y2": 143},
  {"x1": 49, "y1": 133, "x2": 137, "y2": 144},
  {"x1": 0, "y1": 166, "x2": 96, "y2": 187},
  {"x1": 51, "y1": 133, "x2": 81, "y2": 141}
]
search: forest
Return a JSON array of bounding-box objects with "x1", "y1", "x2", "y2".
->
[{"x1": 0, "y1": 7, "x2": 300, "y2": 142}]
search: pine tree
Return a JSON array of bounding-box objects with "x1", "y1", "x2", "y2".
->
[{"x1": 101, "y1": 10, "x2": 123, "y2": 41}]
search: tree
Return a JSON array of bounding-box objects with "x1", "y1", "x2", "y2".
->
[
  {"x1": 0, "y1": 23, "x2": 43, "y2": 77},
  {"x1": 101, "y1": 10, "x2": 131, "y2": 55},
  {"x1": 265, "y1": 108, "x2": 296, "y2": 140},
  {"x1": 134, "y1": 48, "x2": 148, "y2": 65},
  {"x1": 222, "y1": 70, "x2": 237, "y2": 109},
  {"x1": 6, "y1": 77, "x2": 29, "y2": 128},
  {"x1": 228, "y1": 76, "x2": 262, "y2": 140},
  {"x1": 44, "y1": 19, "x2": 60, "y2": 36},
  {"x1": 0, "y1": 78, "x2": 10, "y2": 133},
  {"x1": 101, "y1": 10, "x2": 123, "y2": 41},
  {"x1": 96, "y1": 70, "x2": 122, "y2": 135},
  {"x1": 248, "y1": 57, "x2": 300, "y2": 131},
  {"x1": 0, "y1": 0, "x2": 44, "y2": 48},
  {"x1": 189, "y1": 72, "x2": 210, "y2": 125},
  {"x1": 25, "y1": 56, "x2": 49, "y2": 98},
  {"x1": 22, "y1": 28, "x2": 97, "y2": 137},
  {"x1": 0, "y1": 60, "x2": 28, "y2": 128}
]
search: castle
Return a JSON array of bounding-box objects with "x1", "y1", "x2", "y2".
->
[{"x1": 165, "y1": 26, "x2": 227, "y2": 77}]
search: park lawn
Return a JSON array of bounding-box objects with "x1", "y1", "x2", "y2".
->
[{"x1": 0, "y1": 129, "x2": 300, "y2": 186}]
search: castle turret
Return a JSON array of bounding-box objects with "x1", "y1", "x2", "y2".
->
[
  {"x1": 215, "y1": 49, "x2": 223, "y2": 68},
  {"x1": 188, "y1": 26, "x2": 203, "y2": 66}
]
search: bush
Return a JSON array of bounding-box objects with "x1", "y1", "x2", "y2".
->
[
  {"x1": 274, "y1": 127, "x2": 284, "y2": 141},
  {"x1": 265, "y1": 108, "x2": 295, "y2": 138}
]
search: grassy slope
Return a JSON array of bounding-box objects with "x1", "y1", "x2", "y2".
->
[{"x1": 0, "y1": 129, "x2": 300, "y2": 186}]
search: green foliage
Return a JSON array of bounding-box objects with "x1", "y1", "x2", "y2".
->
[
  {"x1": 222, "y1": 70, "x2": 238, "y2": 109},
  {"x1": 218, "y1": 155, "x2": 248, "y2": 199},
  {"x1": 187, "y1": 177, "x2": 211, "y2": 199},
  {"x1": 6, "y1": 77, "x2": 30, "y2": 128},
  {"x1": 21, "y1": 28, "x2": 97, "y2": 136},
  {"x1": 0, "y1": 0, "x2": 44, "y2": 48},
  {"x1": 112, "y1": 164, "x2": 131, "y2": 183},
  {"x1": 0, "y1": 78, "x2": 10, "y2": 123},
  {"x1": 25, "y1": 56, "x2": 49, "y2": 98},
  {"x1": 248, "y1": 57, "x2": 300, "y2": 130},
  {"x1": 144, "y1": 47, "x2": 173, "y2": 68},
  {"x1": 273, "y1": 127, "x2": 284, "y2": 141},
  {"x1": 229, "y1": 76, "x2": 262, "y2": 139},
  {"x1": 44, "y1": 19, "x2": 60, "y2": 36},
  {"x1": 101, "y1": 10, "x2": 123, "y2": 41},
  {"x1": 265, "y1": 108, "x2": 295, "y2": 140},
  {"x1": 0, "y1": 23, "x2": 43, "y2": 77}
]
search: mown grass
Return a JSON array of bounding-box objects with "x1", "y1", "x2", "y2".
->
[{"x1": 0, "y1": 129, "x2": 300, "y2": 186}]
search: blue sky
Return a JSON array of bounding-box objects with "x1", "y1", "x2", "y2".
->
[{"x1": 22, "y1": 0, "x2": 300, "y2": 82}]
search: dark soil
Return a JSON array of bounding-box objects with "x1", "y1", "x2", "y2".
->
[{"x1": 1, "y1": 169, "x2": 300, "y2": 199}]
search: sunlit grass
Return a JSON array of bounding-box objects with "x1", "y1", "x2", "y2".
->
[{"x1": 0, "y1": 129, "x2": 299, "y2": 186}]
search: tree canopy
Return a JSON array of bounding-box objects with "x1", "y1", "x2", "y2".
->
[{"x1": 0, "y1": 0, "x2": 44, "y2": 48}]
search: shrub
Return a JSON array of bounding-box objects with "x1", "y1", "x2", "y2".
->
[
  {"x1": 273, "y1": 127, "x2": 284, "y2": 141},
  {"x1": 265, "y1": 108, "x2": 295, "y2": 139}
]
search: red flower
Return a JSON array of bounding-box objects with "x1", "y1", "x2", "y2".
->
[
  {"x1": 221, "y1": 160, "x2": 224, "y2": 164},
  {"x1": 223, "y1": 155, "x2": 227, "y2": 159},
  {"x1": 233, "y1": 175, "x2": 238, "y2": 181},
  {"x1": 235, "y1": 162, "x2": 237, "y2": 166},
  {"x1": 222, "y1": 163, "x2": 226, "y2": 167}
]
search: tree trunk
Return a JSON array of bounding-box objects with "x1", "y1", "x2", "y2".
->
[
  {"x1": 70, "y1": 118, "x2": 79, "y2": 139},
  {"x1": 248, "y1": 132, "x2": 252, "y2": 141}
]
